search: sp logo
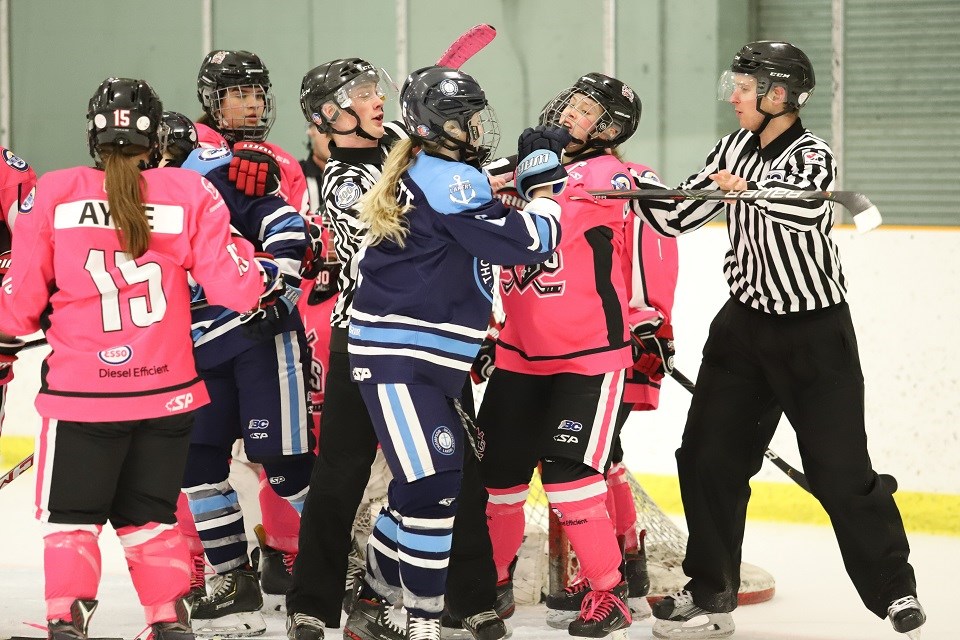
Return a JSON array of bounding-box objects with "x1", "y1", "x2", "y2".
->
[
  {"x1": 250, "y1": 432, "x2": 268, "y2": 439},
  {"x1": 269, "y1": 475, "x2": 285, "y2": 484},
  {"x1": 352, "y1": 367, "x2": 372, "y2": 381},
  {"x1": 165, "y1": 393, "x2": 194, "y2": 412},
  {"x1": 553, "y1": 433, "x2": 579, "y2": 444}
]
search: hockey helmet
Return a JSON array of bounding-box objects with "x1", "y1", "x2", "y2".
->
[
  {"x1": 197, "y1": 49, "x2": 275, "y2": 142},
  {"x1": 718, "y1": 41, "x2": 815, "y2": 112},
  {"x1": 87, "y1": 77, "x2": 164, "y2": 166},
  {"x1": 539, "y1": 72, "x2": 641, "y2": 152}
]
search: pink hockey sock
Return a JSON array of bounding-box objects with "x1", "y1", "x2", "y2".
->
[
  {"x1": 543, "y1": 475, "x2": 622, "y2": 592},
  {"x1": 175, "y1": 492, "x2": 204, "y2": 557},
  {"x1": 44, "y1": 526, "x2": 102, "y2": 621},
  {"x1": 117, "y1": 523, "x2": 190, "y2": 624},
  {"x1": 607, "y1": 463, "x2": 639, "y2": 552},
  {"x1": 486, "y1": 484, "x2": 529, "y2": 583},
  {"x1": 259, "y1": 470, "x2": 300, "y2": 554}
]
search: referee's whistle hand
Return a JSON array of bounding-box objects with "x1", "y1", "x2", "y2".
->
[{"x1": 710, "y1": 170, "x2": 748, "y2": 192}]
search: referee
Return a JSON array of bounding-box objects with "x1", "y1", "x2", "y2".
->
[{"x1": 632, "y1": 42, "x2": 925, "y2": 639}]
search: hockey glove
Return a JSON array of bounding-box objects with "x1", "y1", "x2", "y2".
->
[
  {"x1": 515, "y1": 125, "x2": 572, "y2": 201},
  {"x1": 630, "y1": 320, "x2": 675, "y2": 380},
  {"x1": 241, "y1": 254, "x2": 302, "y2": 340},
  {"x1": 300, "y1": 220, "x2": 325, "y2": 280},
  {"x1": 0, "y1": 337, "x2": 24, "y2": 386},
  {"x1": 470, "y1": 336, "x2": 497, "y2": 385},
  {"x1": 308, "y1": 260, "x2": 341, "y2": 305},
  {"x1": 228, "y1": 141, "x2": 282, "y2": 197}
]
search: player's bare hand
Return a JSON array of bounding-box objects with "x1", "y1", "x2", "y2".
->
[
  {"x1": 487, "y1": 173, "x2": 508, "y2": 192},
  {"x1": 710, "y1": 169, "x2": 748, "y2": 192}
]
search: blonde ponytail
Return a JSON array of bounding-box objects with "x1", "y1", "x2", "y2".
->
[
  {"x1": 357, "y1": 138, "x2": 418, "y2": 247},
  {"x1": 100, "y1": 146, "x2": 152, "y2": 258}
]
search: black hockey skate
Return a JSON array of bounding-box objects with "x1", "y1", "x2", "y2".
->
[
  {"x1": 343, "y1": 537, "x2": 366, "y2": 614},
  {"x1": 286, "y1": 612, "x2": 325, "y2": 640},
  {"x1": 438, "y1": 609, "x2": 509, "y2": 640},
  {"x1": 651, "y1": 590, "x2": 734, "y2": 639},
  {"x1": 406, "y1": 616, "x2": 440, "y2": 640},
  {"x1": 544, "y1": 573, "x2": 592, "y2": 629},
  {"x1": 48, "y1": 599, "x2": 99, "y2": 640},
  {"x1": 148, "y1": 597, "x2": 195, "y2": 640},
  {"x1": 623, "y1": 530, "x2": 651, "y2": 598},
  {"x1": 343, "y1": 596, "x2": 405, "y2": 640},
  {"x1": 888, "y1": 596, "x2": 926, "y2": 639},
  {"x1": 192, "y1": 566, "x2": 266, "y2": 637},
  {"x1": 188, "y1": 552, "x2": 207, "y2": 604},
  {"x1": 492, "y1": 556, "x2": 518, "y2": 620},
  {"x1": 568, "y1": 585, "x2": 632, "y2": 639}
]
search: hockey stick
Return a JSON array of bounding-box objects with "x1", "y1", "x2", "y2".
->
[
  {"x1": 589, "y1": 188, "x2": 882, "y2": 233},
  {"x1": 668, "y1": 368, "x2": 814, "y2": 492},
  {"x1": 436, "y1": 24, "x2": 497, "y2": 68},
  {"x1": 0, "y1": 452, "x2": 33, "y2": 491}
]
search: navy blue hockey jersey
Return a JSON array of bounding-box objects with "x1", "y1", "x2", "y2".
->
[
  {"x1": 180, "y1": 148, "x2": 308, "y2": 369},
  {"x1": 348, "y1": 152, "x2": 561, "y2": 396}
]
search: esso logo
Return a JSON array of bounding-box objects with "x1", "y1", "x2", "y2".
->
[{"x1": 98, "y1": 345, "x2": 133, "y2": 365}]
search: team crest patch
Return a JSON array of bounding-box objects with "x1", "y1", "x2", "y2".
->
[
  {"x1": 2, "y1": 149, "x2": 28, "y2": 172},
  {"x1": 19, "y1": 186, "x2": 35, "y2": 213},
  {"x1": 448, "y1": 174, "x2": 476, "y2": 206},
  {"x1": 621, "y1": 84, "x2": 635, "y2": 101},
  {"x1": 765, "y1": 170, "x2": 785, "y2": 181},
  {"x1": 199, "y1": 147, "x2": 231, "y2": 161},
  {"x1": 439, "y1": 79, "x2": 459, "y2": 96},
  {"x1": 98, "y1": 345, "x2": 133, "y2": 366},
  {"x1": 432, "y1": 426, "x2": 456, "y2": 455},
  {"x1": 611, "y1": 172, "x2": 631, "y2": 190},
  {"x1": 803, "y1": 150, "x2": 826, "y2": 167},
  {"x1": 335, "y1": 181, "x2": 362, "y2": 208}
]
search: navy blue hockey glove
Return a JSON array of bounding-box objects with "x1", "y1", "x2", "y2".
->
[
  {"x1": 630, "y1": 319, "x2": 675, "y2": 380},
  {"x1": 241, "y1": 254, "x2": 301, "y2": 340},
  {"x1": 228, "y1": 141, "x2": 282, "y2": 197},
  {"x1": 515, "y1": 125, "x2": 572, "y2": 201}
]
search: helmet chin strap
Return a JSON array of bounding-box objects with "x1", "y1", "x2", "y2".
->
[
  {"x1": 328, "y1": 107, "x2": 379, "y2": 140},
  {"x1": 753, "y1": 98, "x2": 792, "y2": 136}
]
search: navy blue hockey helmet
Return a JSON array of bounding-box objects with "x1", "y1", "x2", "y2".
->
[{"x1": 159, "y1": 111, "x2": 199, "y2": 166}]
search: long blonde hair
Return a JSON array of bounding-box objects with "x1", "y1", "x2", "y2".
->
[
  {"x1": 99, "y1": 145, "x2": 152, "y2": 258},
  {"x1": 357, "y1": 137, "x2": 418, "y2": 247}
]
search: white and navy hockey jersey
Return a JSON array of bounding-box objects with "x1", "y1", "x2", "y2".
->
[
  {"x1": 347, "y1": 152, "x2": 561, "y2": 397},
  {"x1": 180, "y1": 148, "x2": 308, "y2": 369}
]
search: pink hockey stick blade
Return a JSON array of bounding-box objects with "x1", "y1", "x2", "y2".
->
[{"x1": 436, "y1": 24, "x2": 497, "y2": 69}]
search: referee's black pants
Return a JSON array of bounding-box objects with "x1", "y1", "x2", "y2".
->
[
  {"x1": 287, "y1": 349, "x2": 497, "y2": 626},
  {"x1": 677, "y1": 298, "x2": 916, "y2": 619}
]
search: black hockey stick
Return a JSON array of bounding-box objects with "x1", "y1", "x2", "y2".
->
[
  {"x1": 668, "y1": 368, "x2": 814, "y2": 492},
  {"x1": 588, "y1": 188, "x2": 882, "y2": 233},
  {"x1": 0, "y1": 452, "x2": 33, "y2": 491}
]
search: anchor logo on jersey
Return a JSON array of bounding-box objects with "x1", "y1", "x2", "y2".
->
[
  {"x1": 448, "y1": 174, "x2": 476, "y2": 206},
  {"x1": 500, "y1": 251, "x2": 565, "y2": 297}
]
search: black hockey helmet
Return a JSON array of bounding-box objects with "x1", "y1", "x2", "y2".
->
[
  {"x1": 197, "y1": 49, "x2": 275, "y2": 142},
  {"x1": 720, "y1": 41, "x2": 815, "y2": 112},
  {"x1": 159, "y1": 111, "x2": 199, "y2": 166},
  {"x1": 400, "y1": 65, "x2": 500, "y2": 165},
  {"x1": 87, "y1": 77, "x2": 164, "y2": 165},
  {"x1": 539, "y1": 72, "x2": 641, "y2": 153},
  {"x1": 300, "y1": 58, "x2": 394, "y2": 139}
]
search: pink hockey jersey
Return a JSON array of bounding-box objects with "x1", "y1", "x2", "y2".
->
[
  {"x1": 0, "y1": 166, "x2": 265, "y2": 421},
  {"x1": 496, "y1": 153, "x2": 635, "y2": 376},
  {"x1": 0, "y1": 147, "x2": 38, "y2": 247},
  {"x1": 196, "y1": 123, "x2": 309, "y2": 215},
  {"x1": 620, "y1": 163, "x2": 678, "y2": 409}
]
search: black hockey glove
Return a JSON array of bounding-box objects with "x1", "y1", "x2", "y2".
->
[
  {"x1": 470, "y1": 336, "x2": 497, "y2": 384},
  {"x1": 228, "y1": 141, "x2": 282, "y2": 197},
  {"x1": 300, "y1": 220, "x2": 325, "y2": 280},
  {"x1": 241, "y1": 255, "x2": 301, "y2": 341},
  {"x1": 630, "y1": 319, "x2": 675, "y2": 380},
  {"x1": 0, "y1": 337, "x2": 24, "y2": 386},
  {"x1": 515, "y1": 125, "x2": 572, "y2": 201}
]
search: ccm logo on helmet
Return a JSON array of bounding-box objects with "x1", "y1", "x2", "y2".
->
[{"x1": 165, "y1": 393, "x2": 194, "y2": 412}]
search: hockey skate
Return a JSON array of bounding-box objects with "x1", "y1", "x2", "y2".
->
[
  {"x1": 888, "y1": 596, "x2": 926, "y2": 639},
  {"x1": 192, "y1": 567, "x2": 266, "y2": 637},
  {"x1": 406, "y1": 616, "x2": 440, "y2": 640},
  {"x1": 47, "y1": 599, "x2": 99, "y2": 640},
  {"x1": 623, "y1": 544, "x2": 652, "y2": 621},
  {"x1": 343, "y1": 595, "x2": 405, "y2": 640},
  {"x1": 651, "y1": 591, "x2": 734, "y2": 639},
  {"x1": 286, "y1": 612, "x2": 325, "y2": 640},
  {"x1": 544, "y1": 573, "x2": 591, "y2": 629},
  {"x1": 493, "y1": 557, "x2": 517, "y2": 620},
  {"x1": 568, "y1": 586, "x2": 632, "y2": 639},
  {"x1": 148, "y1": 597, "x2": 195, "y2": 640},
  {"x1": 342, "y1": 537, "x2": 366, "y2": 615},
  {"x1": 438, "y1": 609, "x2": 510, "y2": 640},
  {"x1": 188, "y1": 553, "x2": 208, "y2": 604},
  {"x1": 254, "y1": 526, "x2": 295, "y2": 596}
]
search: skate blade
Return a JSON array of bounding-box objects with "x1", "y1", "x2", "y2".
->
[
  {"x1": 544, "y1": 609, "x2": 577, "y2": 630},
  {"x1": 906, "y1": 630, "x2": 922, "y2": 640},
  {"x1": 628, "y1": 596, "x2": 652, "y2": 621},
  {"x1": 439, "y1": 621, "x2": 513, "y2": 640},
  {"x1": 568, "y1": 630, "x2": 629, "y2": 640},
  {"x1": 193, "y1": 611, "x2": 267, "y2": 637},
  {"x1": 652, "y1": 613, "x2": 734, "y2": 639}
]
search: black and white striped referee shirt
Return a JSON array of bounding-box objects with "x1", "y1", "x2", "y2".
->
[{"x1": 634, "y1": 119, "x2": 846, "y2": 314}]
